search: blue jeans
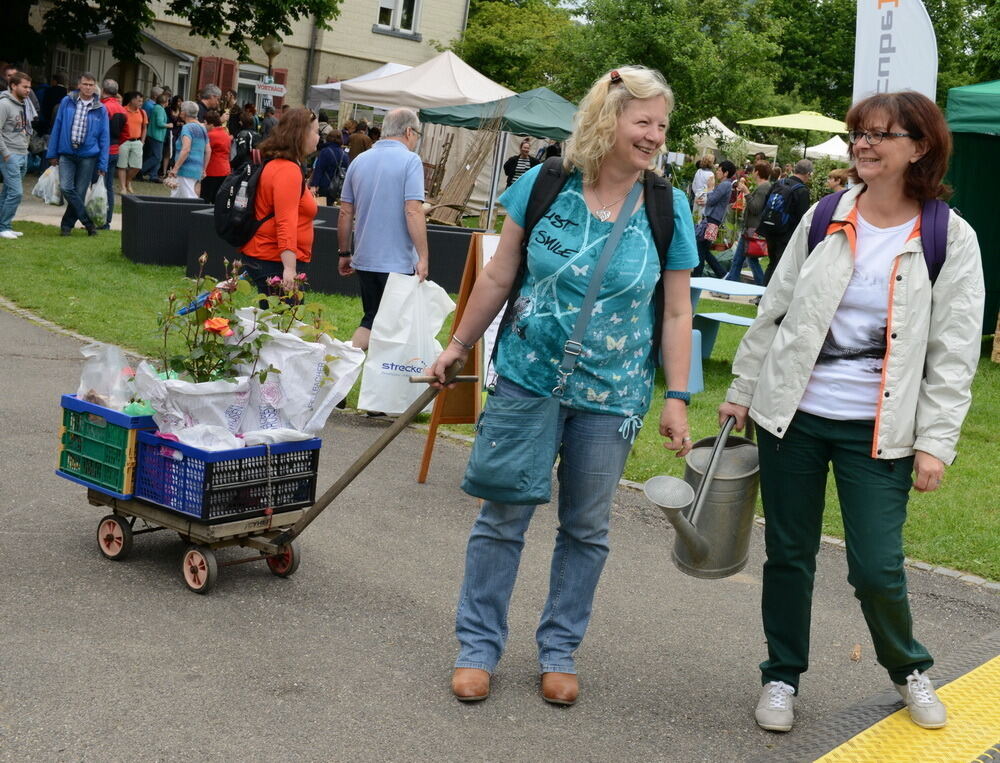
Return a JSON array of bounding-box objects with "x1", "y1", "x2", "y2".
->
[
  {"x1": 58, "y1": 154, "x2": 98, "y2": 231},
  {"x1": 725, "y1": 234, "x2": 765, "y2": 285},
  {"x1": 141, "y1": 138, "x2": 164, "y2": 180},
  {"x1": 0, "y1": 153, "x2": 28, "y2": 232},
  {"x1": 454, "y1": 377, "x2": 634, "y2": 675}
]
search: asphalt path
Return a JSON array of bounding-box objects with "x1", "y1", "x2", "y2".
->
[{"x1": 2, "y1": 305, "x2": 998, "y2": 762}]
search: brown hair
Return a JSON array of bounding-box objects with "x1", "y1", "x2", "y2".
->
[
  {"x1": 258, "y1": 107, "x2": 317, "y2": 163},
  {"x1": 753, "y1": 160, "x2": 771, "y2": 181},
  {"x1": 8, "y1": 71, "x2": 31, "y2": 86},
  {"x1": 846, "y1": 91, "x2": 951, "y2": 201},
  {"x1": 204, "y1": 109, "x2": 223, "y2": 127},
  {"x1": 827, "y1": 167, "x2": 850, "y2": 187}
]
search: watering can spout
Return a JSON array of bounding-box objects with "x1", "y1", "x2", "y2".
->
[{"x1": 643, "y1": 476, "x2": 710, "y2": 563}]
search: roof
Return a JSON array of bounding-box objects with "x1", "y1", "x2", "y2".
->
[
  {"x1": 85, "y1": 27, "x2": 194, "y2": 62},
  {"x1": 339, "y1": 51, "x2": 514, "y2": 111},
  {"x1": 947, "y1": 80, "x2": 1000, "y2": 136},
  {"x1": 419, "y1": 87, "x2": 576, "y2": 141}
]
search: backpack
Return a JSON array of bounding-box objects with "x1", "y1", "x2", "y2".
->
[
  {"x1": 214, "y1": 153, "x2": 305, "y2": 248},
  {"x1": 109, "y1": 112, "x2": 127, "y2": 143},
  {"x1": 500, "y1": 157, "x2": 676, "y2": 364},
  {"x1": 807, "y1": 189, "x2": 949, "y2": 285},
  {"x1": 758, "y1": 178, "x2": 801, "y2": 237}
]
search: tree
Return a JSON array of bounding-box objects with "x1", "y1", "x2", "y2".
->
[
  {"x1": 1, "y1": 0, "x2": 342, "y2": 66},
  {"x1": 446, "y1": 0, "x2": 573, "y2": 93},
  {"x1": 971, "y1": 0, "x2": 1000, "y2": 80},
  {"x1": 547, "y1": 0, "x2": 787, "y2": 147}
]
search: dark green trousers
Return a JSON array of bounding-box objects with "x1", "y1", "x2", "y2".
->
[{"x1": 757, "y1": 411, "x2": 933, "y2": 690}]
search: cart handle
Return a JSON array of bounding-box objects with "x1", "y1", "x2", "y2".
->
[{"x1": 261, "y1": 360, "x2": 472, "y2": 551}]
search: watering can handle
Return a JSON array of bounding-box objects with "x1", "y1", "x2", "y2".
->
[{"x1": 688, "y1": 415, "x2": 737, "y2": 526}]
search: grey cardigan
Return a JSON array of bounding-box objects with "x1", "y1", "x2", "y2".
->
[{"x1": 702, "y1": 179, "x2": 732, "y2": 224}]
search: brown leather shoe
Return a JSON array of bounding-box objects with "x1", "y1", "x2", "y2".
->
[
  {"x1": 541, "y1": 672, "x2": 579, "y2": 706},
  {"x1": 451, "y1": 668, "x2": 490, "y2": 701}
]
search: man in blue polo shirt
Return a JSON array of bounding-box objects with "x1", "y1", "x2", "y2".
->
[{"x1": 337, "y1": 107, "x2": 429, "y2": 351}]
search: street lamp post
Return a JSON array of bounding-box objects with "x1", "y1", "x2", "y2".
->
[{"x1": 260, "y1": 34, "x2": 283, "y2": 109}]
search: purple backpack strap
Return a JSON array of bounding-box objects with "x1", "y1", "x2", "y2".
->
[
  {"x1": 921, "y1": 198, "x2": 949, "y2": 285},
  {"x1": 807, "y1": 189, "x2": 848, "y2": 253}
]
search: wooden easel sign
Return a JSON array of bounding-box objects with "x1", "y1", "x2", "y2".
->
[{"x1": 417, "y1": 232, "x2": 502, "y2": 483}]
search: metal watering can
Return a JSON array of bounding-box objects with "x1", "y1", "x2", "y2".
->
[{"x1": 643, "y1": 416, "x2": 760, "y2": 579}]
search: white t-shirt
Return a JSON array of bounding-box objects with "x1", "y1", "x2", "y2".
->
[
  {"x1": 692, "y1": 168, "x2": 713, "y2": 198},
  {"x1": 798, "y1": 211, "x2": 918, "y2": 420}
]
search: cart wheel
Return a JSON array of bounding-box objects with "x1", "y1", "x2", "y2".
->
[
  {"x1": 266, "y1": 540, "x2": 301, "y2": 578},
  {"x1": 96, "y1": 514, "x2": 133, "y2": 561},
  {"x1": 181, "y1": 546, "x2": 218, "y2": 594}
]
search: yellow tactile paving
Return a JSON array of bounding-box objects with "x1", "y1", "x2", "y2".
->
[{"x1": 816, "y1": 655, "x2": 1000, "y2": 762}]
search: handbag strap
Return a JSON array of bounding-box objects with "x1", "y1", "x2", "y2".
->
[{"x1": 553, "y1": 180, "x2": 643, "y2": 396}]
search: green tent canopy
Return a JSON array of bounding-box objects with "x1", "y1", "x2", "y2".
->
[
  {"x1": 419, "y1": 87, "x2": 576, "y2": 141},
  {"x1": 947, "y1": 79, "x2": 1000, "y2": 136},
  {"x1": 946, "y1": 80, "x2": 1000, "y2": 334}
]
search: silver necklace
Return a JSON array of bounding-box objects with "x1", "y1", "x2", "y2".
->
[{"x1": 591, "y1": 181, "x2": 637, "y2": 222}]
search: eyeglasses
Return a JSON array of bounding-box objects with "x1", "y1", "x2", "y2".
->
[
  {"x1": 848, "y1": 130, "x2": 915, "y2": 146},
  {"x1": 409, "y1": 127, "x2": 422, "y2": 137}
]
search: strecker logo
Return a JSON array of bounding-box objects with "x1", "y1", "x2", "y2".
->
[{"x1": 381, "y1": 357, "x2": 428, "y2": 375}]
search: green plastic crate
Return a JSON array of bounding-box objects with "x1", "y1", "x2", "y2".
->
[{"x1": 56, "y1": 395, "x2": 155, "y2": 498}]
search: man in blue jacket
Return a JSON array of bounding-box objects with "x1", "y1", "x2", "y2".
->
[{"x1": 46, "y1": 72, "x2": 109, "y2": 235}]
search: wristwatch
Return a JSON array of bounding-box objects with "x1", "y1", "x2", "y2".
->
[
  {"x1": 664, "y1": 390, "x2": 691, "y2": 405},
  {"x1": 337, "y1": 249, "x2": 352, "y2": 258}
]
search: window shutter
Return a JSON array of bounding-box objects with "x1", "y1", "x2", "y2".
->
[
  {"x1": 219, "y1": 59, "x2": 238, "y2": 92},
  {"x1": 272, "y1": 68, "x2": 288, "y2": 110},
  {"x1": 196, "y1": 57, "x2": 220, "y2": 94}
]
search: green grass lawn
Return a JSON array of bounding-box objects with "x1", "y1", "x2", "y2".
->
[{"x1": 3, "y1": 222, "x2": 998, "y2": 580}]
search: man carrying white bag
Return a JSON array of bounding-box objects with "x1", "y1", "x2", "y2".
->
[{"x1": 358, "y1": 273, "x2": 455, "y2": 416}]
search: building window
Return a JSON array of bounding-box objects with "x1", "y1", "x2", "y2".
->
[
  {"x1": 376, "y1": 0, "x2": 419, "y2": 33},
  {"x1": 54, "y1": 48, "x2": 86, "y2": 80},
  {"x1": 237, "y1": 64, "x2": 268, "y2": 110},
  {"x1": 177, "y1": 62, "x2": 191, "y2": 100}
]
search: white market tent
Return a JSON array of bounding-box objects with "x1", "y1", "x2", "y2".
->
[
  {"x1": 340, "y1": 50, "x2": 515, "y2": 110},
  {"x1": 691, "y1": 117, "x2": 778, "y2": 158},
  {"x1": 805, "y1": 134, "x2": 850, "y2": 161},
  {"x1": 306, "y1": 62, "x2": 412, "y2": 112}
]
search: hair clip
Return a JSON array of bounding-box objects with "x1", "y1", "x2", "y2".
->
[{"x1": 609, "y1": 70, "x2": 622, "y2": 85}]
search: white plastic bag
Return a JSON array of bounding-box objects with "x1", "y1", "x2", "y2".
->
[
  {"x1": 84, "y1": 180, "x2": 108, "y2": 224},
  {"x1": 133, "y1": 361, "x2": 249, "y2": 435},
  {"x1": 32, "y1": 165, "x2": 63, "y2": 205},
  {"x1": 76, "y1": 342, "x2": 133, "y2": 411},
  {"x1": 358, "y1": 274, "x2": 455, "y2": 415},
  {"x1": 231, "y1": 307, "x2": 365, "y2": 434},
  {"x1": 173, "y1": 424, "x2": 243, "y2": 451}
]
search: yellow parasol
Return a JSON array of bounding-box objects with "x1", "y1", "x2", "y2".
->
[{"x1": 737, "y1": 111, "x2": 847, "y2": 158}]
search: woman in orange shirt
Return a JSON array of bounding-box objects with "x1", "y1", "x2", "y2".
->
[
  {"x1": 199, "y1": 109, "x2": 232, "y2": 204},
  {"x1": 240, "y1": 108, "x2": 319, "y2": 297}
]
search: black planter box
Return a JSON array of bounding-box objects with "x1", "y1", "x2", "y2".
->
[
  {"x1": 184, "y1": 207, "x2": 483, "y2": 296},
  {"x1": 122, "y1": 195, "x2": 211, "y2": 266}
]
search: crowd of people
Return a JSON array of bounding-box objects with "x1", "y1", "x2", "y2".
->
[{"x1": 0, "y1": 64, "x2": 378, "y2": 236}]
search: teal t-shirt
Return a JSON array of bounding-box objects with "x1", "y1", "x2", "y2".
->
[
  {"x1": 178, "y1": 122, "x2": 208, "y2": 179},
  {"x1": 496, "y1": 165, "x2": 698, "y2": 418}
]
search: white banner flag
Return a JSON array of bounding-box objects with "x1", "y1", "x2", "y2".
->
[{"x1": 853, "y1": 0, "x2": 938, "y2": 104}]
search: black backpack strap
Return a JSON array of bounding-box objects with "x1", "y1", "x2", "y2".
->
[
  {"x1": 643, "y1": 169, "x2": 675, "y2": 367},
  {"x1": 522, "y1": 157, "x2": 570, "y2": 247}
]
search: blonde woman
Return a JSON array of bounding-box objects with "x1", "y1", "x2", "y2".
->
[
  {"x1": 826, "y1": 167, "x2": 850, "y2": 193},
  {"x1": 428, "y1": 66, "x2": 698, "y2": 707}
]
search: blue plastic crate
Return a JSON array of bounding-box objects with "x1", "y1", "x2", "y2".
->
[{"x1": 134, "y1": 431, "x2": 321, "y2": 523}]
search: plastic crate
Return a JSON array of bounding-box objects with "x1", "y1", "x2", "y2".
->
[
  {"x1": 134, "y1": 431, "x2": 321, "y2": 523},
  {"x1": 56, "y1": 395, "x2": 156, "y2": 498}
]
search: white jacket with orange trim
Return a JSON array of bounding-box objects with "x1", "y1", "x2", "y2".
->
[{"x1": 725, "y1": 183, "x2": 985, "y2": 464}]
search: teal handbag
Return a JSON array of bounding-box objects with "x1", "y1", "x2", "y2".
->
[
  {"x1": 460, "y1": 395, "x2": 561, "y2": 505},
  {"x1": 459, "y1": 181, "x2": 642, "y2": 505}
]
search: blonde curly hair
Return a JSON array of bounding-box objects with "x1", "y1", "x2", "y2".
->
[{"x1": 563, "y1": 66, "x2": 674, "y2": 185}]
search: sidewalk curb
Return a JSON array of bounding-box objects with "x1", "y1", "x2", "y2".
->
[{"x1": 4, "y1": 295, "x2": 996, "y2": 595}]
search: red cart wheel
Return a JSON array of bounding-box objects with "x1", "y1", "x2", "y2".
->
[
  {"x1": 96, "y1": 515, "x2": 133, "y2": 560},
  {"x1": 182, "y1": 546, "x2": 218, "y2": 594},
  {"x1": 266, "y1": 540, "x2": 301, "y2": 578}
]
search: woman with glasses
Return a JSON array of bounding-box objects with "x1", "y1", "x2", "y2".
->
[{"x1": 719, "y1": 92, "x2": 984, "y2": 733}]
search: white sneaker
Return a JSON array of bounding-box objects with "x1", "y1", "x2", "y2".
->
[
  {"x1": 0, "y1": 230, "x2": 17, "y2": 239},
  {"x1": 12, "y1": 231, "x2": 23, "y2": 237},
  {"x1": 895, "y1": 670, "x2": 947, "y2": 729},
  {"x1": 755, "y1": 681, "x2": 795, "y2": 732}
]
